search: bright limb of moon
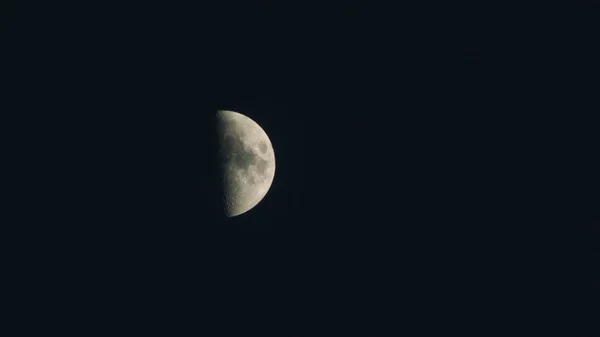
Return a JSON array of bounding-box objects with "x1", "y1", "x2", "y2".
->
[{"x1": 217, "y1": 110, "x2": 276, "y2": 217}]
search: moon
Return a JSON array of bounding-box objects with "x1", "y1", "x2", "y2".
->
[{"x1": 217, "y1": 110, "x2": 276, "y2": 217}]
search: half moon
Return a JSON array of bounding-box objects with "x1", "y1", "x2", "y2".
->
[{"x1": 217, "y1": 110, "x2": 276, "y2": 217}]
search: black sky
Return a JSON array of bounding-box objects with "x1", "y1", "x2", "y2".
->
[{"x1": 4, "y1": 1, "x2": 599, "y2": 335}]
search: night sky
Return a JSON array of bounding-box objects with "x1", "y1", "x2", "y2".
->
[{"x1": 4, "y1": 1, "x2": 598, "y2": 335}]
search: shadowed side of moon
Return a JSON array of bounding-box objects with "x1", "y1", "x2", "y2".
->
[{"x1": 217, "y1": 110, "x2": 275, "y2": 217}]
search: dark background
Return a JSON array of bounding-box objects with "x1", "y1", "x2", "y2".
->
[{"x1": 4, "y1": 1, "x2": 598, "y2": 335}]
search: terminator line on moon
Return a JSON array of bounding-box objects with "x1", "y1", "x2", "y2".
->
[{"x1": 217, "y1": 110, "x2": 276, "y2": 217}]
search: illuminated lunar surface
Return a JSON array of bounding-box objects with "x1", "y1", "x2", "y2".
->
[{"x1": 217, "y1": 110, "x2": 276, "y2": 217}]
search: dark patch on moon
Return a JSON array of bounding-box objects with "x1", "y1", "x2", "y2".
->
[
  {"x1": 234, "y1": 147, "x2": 257, "y2": 170},
  {"x1": 256, "y1": 157, "x2": 268, "y2": 176},
  {"x1": 221, "y1": 134, "x2": 260, "y2": 174},
  {"x1": 258, "y1": 141, "x2": 267, "y2": 154}
]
